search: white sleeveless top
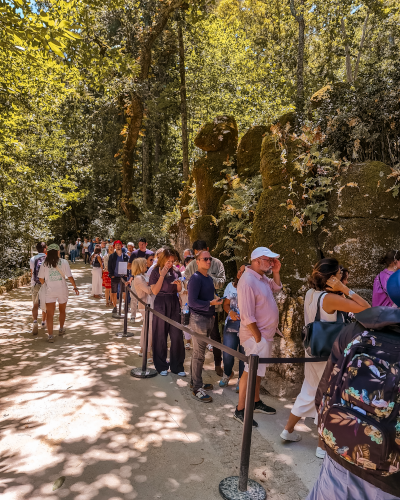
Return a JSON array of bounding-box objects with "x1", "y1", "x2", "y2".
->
[{"x1": 304, "y1": 289, "x2": 337, "y2": 325}]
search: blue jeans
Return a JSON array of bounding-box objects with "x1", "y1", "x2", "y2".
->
[
  {"x1": 70, "y1": 249, "x2": 76, "y2": 262},
  {"x1": 223, "y1": 320, "x2": 244, "y2": 379}
]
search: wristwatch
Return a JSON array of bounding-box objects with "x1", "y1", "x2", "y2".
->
[{"x1": 348, "y1": 289, "x2": 355, "y2": 297}]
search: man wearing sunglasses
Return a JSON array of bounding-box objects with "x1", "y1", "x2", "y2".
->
[
  {"x1": 188, "y1": 250, "x2": 224, "y2": 402},
  {"x1": 184, "y1": 240, "x2": 226, "y2": 376},
  {"x1": 234, "y1": 247, "x2": 282, "y2": 426}
]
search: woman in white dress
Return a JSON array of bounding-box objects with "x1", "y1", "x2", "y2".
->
[
  {"x1": 90, "y1": 245, "x2": 103, "y2": 298},
  {"x1": 280, "y1": 258, "x2": 370, "y2": 458},
  {"x1": 38, "y1": 243, "x2": 79, "y2": 342}
]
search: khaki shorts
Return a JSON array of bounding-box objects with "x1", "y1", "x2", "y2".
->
[
  {"x1": 31, "y1": 284, "x2": 41, "y2": 305},
  {"x1": 242, "y1": 337, "x2": 273, "y2": 377}
]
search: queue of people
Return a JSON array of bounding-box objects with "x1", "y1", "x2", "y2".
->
[{"x1": 29, "y1": 237, "x2": 400, "y2": 499}]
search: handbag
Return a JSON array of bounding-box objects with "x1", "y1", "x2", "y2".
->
[{"x1": 302, "y1": 292, "x2": 345, "y2": 357}]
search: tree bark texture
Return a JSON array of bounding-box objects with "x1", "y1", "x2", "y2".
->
[
  {"x1": 154, "y1": 125, "x2": 161, "y2": 177},
  {"x1": 120, "y1": 0, "x2": 184, "y2": 222},
  {"x1": 354, "y1": 11, "x2": 369, "y2": 82},
  {"x1": 341, "y1": 18, "x2": 353, "y2": 83},
  {"x1": 142, "y1": 131, "x2": 151, "y2": 209},
  {"x1": 178, "y1": 21, "x2": 189, "y2": 181}
]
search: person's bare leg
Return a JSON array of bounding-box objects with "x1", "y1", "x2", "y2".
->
[
  {"x1": 59, "y1": 303, "x2": 67, "y2": 329},
  {"x1": 237, "y1": 371, "x2": 248, "y2": 411},
  {"x1": 46, "y1": 303, "x2": 56, "y2": 336},
  {"x1": 111, "y1": 293, "x2": 117, "y2": 307},
  {"x1": 284, "y1": 412, "x2": 302, "y2": 433},
  {"x1": 32, "y1": 302, "x2": 39, "y2": 321},
  {"x1": 254, "y1": 376, "x2": 261, "y2": 402},
  {"x1": 42, "y1": 311, "x2": 47, "y2": 323}
]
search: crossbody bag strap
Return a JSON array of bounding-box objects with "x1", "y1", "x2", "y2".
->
[
  {"x1": 55, "y1": 264, "x2": 67, "y2": 280},
  {"x1": 378, "y1": 272, "x2": 390, "y2": 299}
]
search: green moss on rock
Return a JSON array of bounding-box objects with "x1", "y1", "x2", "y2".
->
[
  {"x1": 190, "y1": 215, "x2": 218, "y2": 250},
  {"x1": 237, "y1": 125, "x2": 268, "y2": 179},
  {"x1": 194, "y1": 115, "x2": 238, "y2": 153},
  {"x1": 328, "y1": 161, "x2": 398, "y2": 220},
  {"x1": 318, "y1": 217, "x2": 400, "y2": 289},
  {"x1": 250, "y1": 186, "x2": 319, "y2": 295},
  {"x1": 192, "y1": 154, "x2": 227, "y2": 216}
]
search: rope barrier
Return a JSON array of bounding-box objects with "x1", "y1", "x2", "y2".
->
[{"x1": 119, "y1": 277, "x2": 330, "y2": 499}]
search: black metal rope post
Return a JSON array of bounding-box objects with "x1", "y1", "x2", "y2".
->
[
  {"x1": 219, "y1": 354, "x2": 266, "y2": 500},
  {"x1": 115, "y1": 280, "x2": 135, "y2": 337},
  {"x1": 112, "y1": 278, "x2": 125, "y2": 319},
  {"x1": 131, "y1": 304, "x2": 157, "y2": 379},
  {"x1": 239, "y1": 354, "x2": 259, "y2": 491},
  {"x1": 118, "y1": 279, "x2": 123, "y2": 316}
]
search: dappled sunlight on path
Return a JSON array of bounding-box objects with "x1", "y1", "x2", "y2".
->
[{"x1": 0, "y1": 262, "x2": 222, "y2": 500}]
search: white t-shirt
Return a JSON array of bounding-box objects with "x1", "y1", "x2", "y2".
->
[
  {"x1": 38, "y1": 259, "x2": 72, "y2": 297},
  {"x1": 30, "y1": 253, "x2": 46, "y2": 286},
  {"x1": 83, "y1": 242, "x2": 90, "y2": 252}
]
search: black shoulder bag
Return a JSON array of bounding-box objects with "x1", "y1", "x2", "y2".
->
[{"x1": 302, "y1": 292, "x2": 345, "y2": 357}]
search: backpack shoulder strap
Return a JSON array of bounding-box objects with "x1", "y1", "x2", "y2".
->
[{"x1": 55, "y1": 263, "x2": 67, "y2": 280}]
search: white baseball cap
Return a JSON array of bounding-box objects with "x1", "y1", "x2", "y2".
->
[{"x1": 251, "y1": 247, "x2": 280, "y2": 260}]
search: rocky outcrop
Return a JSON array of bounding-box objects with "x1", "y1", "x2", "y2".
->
[
  {"x1": 237, "y1": 125, "x2": 268, "y2": 179},
  {"x1": 318, "y1": 161, "x2": 400, "y2": 297},
  {"x1": 190, "y1": 116, "x2": 238, "y2": 250}
]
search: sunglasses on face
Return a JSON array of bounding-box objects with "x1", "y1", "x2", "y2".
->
[{"x1": 200, "y1": 257, "x2": 212, "y2": 262}]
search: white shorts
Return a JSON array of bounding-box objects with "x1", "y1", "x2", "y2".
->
[
  {"x1": 45, "y1": 294, "x2": 68, "y2": 305},
  {"x1": 242, "y1": 337, "x2": 273, "y2": 377}
]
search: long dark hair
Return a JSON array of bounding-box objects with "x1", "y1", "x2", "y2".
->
[
  {"x1": 44, "y1": 249, "x2": 59, "y2": 268},
  {"x1": 308, "y1": 258, "x2": 340, "y2": 291},
  {"x1": 379, "y1": 250, "x2": 400, "y2": 267}
]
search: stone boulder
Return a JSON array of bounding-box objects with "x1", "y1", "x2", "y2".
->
[
  {"x1": 237, "y1": 125, "x2": 268, "y2": 179},
  {"x1": 318, "y1": 161, "x2": 400, "y2": 293},
  {"x1": 194, "y1": 115, "x2": 238, "y2": 154}
]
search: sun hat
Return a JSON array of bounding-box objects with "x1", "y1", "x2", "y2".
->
[
  {"x1": 251, "y1": 247, "x2": 280, "y2": 261},
  {"x1": 387, "y1": 270, "x2": 400, "y2": 307},
  {"x1": 47, "y1": 243, "x2": 60, "y2": 251},
  {"x1": 113, "y1": 240, "x2": 122, "y2": 246}
]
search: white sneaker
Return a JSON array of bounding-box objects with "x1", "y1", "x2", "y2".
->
[
  {"x1": 41, "y1": 321, "x2": 46, "y2": 328},
  {"x1": 48, "y1": 335, "x2": 54, "y2": 343},
  {"x1": 316, "y1": 447, "x2": 326, "y2": 459},
  {"x1": 280, "y1": 429, "x2": 302, "y2": 442},
  {"x1": 207, "y1": 344, "x2": 213, "y2": 351},
  {"x1": 59, "y1": 327, "x2": 66, "y2": 336}
]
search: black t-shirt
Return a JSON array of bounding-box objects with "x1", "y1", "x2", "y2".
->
[{"x1": 128, "y1": 249, "x2": 153, "y2": 264}]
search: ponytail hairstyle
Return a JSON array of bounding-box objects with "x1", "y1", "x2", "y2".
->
[
  {"x1": 308, "y1": 258, "x2": 341, "y2": 291},
  {"x1": 378, "y1": 250, "x2": 400, "y2": 268}
]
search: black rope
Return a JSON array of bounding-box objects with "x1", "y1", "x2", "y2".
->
[{"x1": 125, "y1": 279, "x2": 329, "y2": 365}]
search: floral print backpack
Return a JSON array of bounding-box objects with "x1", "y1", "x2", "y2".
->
[{"x1": 318, "y1": 329, "x2": 400, "y2": 477}]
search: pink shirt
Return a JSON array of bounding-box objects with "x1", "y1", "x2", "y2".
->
[{"x1": 237, "y1": 267, "x2": 282, "y2": 343}]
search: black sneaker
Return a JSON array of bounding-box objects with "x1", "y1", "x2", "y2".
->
[
  {"x1": 254, "y1": 400, "x2": 276, "y2": 415},
  {"x1": 233, "y1": 407, "x2": 258, "y2": 427},
  {"x1": 112, "y1": 306, "x2": 117, "y2": 314}
]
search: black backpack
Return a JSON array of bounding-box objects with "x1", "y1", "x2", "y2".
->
[
  {"x1": 318, "y1": 315, "x2": 400, "y2": 478},
  {"x1": 33, "y1": 255, "x2": 46, "y2": 285}
]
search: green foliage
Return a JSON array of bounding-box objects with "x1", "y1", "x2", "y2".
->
[{"x1": 216, "y1": 171, "x2": 263, "y2": 261}]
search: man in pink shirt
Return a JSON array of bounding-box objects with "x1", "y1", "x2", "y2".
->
[{"x1": 234, "y1": 247, "x2": 282, "y2": 426}]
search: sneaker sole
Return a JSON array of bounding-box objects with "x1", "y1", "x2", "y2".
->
[
  {"x1": 254, "y1": 409, "x2": 276, "y2": 415},
  {"x1": 280, "y1": 433, "x2": 302, "y2": 442},
  {"x1": 191, "y1": 394, "x2": 212, "y2": 403},
  {"x1": 233, "y1": 414, "x2": 244, "y2": 425}
]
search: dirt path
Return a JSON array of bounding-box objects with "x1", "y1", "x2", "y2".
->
[{"x1": 0, "y1": 262, "x2": 316, "y2": 499}]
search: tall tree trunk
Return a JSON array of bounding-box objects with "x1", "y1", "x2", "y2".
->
[
  {"x1": 120, "y1": 0, "x2": 184, "y2": 222},
  {"x1": 178, "y1": 21, "x2": 189, "y2": 181},
  {"x1": 290, "y1": 0, "x2": 305, "y2": 124},
  {"x1": 341, "y1": 18, "x2": 353, "y2": 83},
  {"x1": 142, "y1": 131, "x2": 151, "y2": 209},
  {"x1": 353, "y1": 11, "x2": 370, "y2": 82},
  {"x1": 154, "y1": 125, "x2": 161, "y2": 177}
]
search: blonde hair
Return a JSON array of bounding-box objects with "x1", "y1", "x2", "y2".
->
[{"x1": 131, "y1": 257, "x2": 147, "y2": 276}]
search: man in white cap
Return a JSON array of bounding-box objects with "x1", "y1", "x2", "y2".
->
[{"x1": 234, "y1": 247, "x2": 282, "y2": 426}]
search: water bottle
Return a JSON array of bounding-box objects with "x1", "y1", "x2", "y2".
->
[
  {"x1": 182, "y1": 302, "x2": 190, "y2": 326},
  {"x1": 230, "y1": 294, "x2": 239, "y2": 315},
  {"x1": 178, "y1": 276, "x2": 186, "y2": 282}
]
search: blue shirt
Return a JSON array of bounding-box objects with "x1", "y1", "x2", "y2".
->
[{"x1": 188, "y1": 271, "x2": 215, "y2": 317}]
